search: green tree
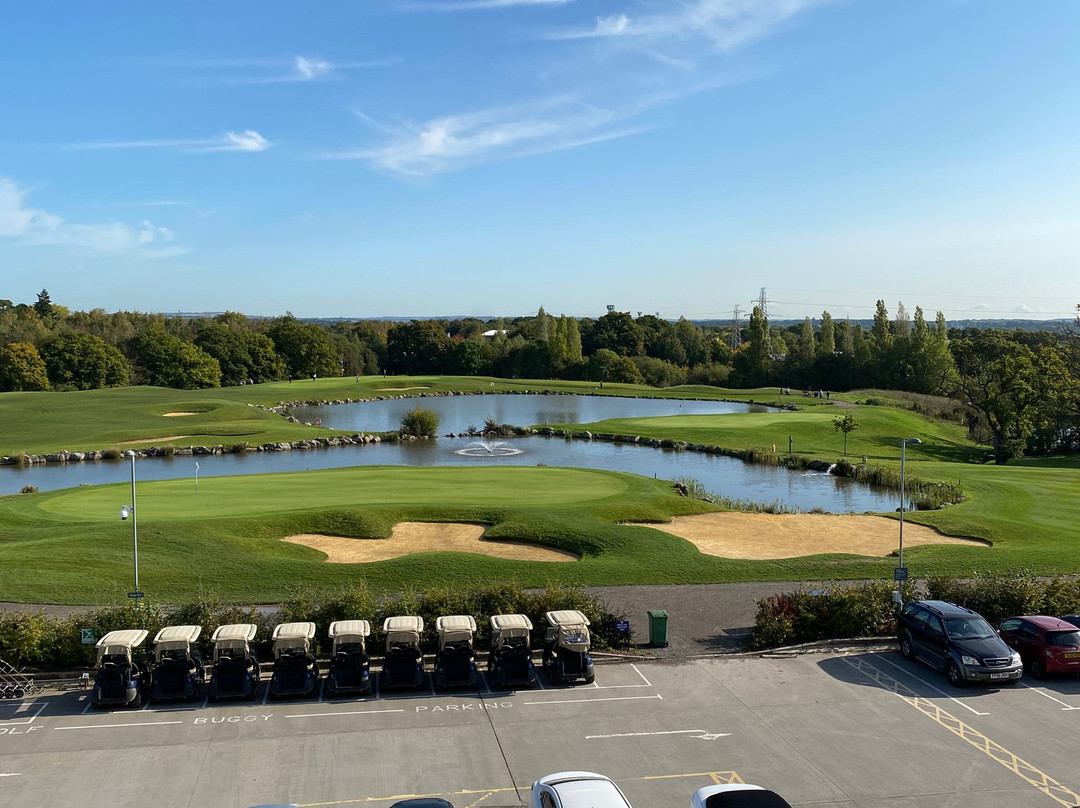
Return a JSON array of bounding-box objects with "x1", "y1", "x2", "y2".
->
[
  {"x1": 732, "y1": 306, "x2": 773, "y2": 386},
  {"x1": 131, "y1": 328, "x2": 221, "y2": 389},
  {"x1": 592, "y1": 311, "x2": 644, "y2": 357},
  {"x1": 267, "y1": 317, "x2": 342, "y2": 379},
  {"x1": 564, "y1": 316, "x2": 583, "y2": 363},
  {"x1": 673, "y1": 317, "x2": 707, "y2": 366},
  {"x1": 385, "y1": 320, "x2": 452, "y2": 374},
  {"x1": 451, "y1": 339, "x2": 489, "y2": 376},
  {"x1": 819, "y1": 311, "x2": 836, "y2": 356},
  {"x1": 0, "y1": 342, "x2": 51, "y2": 391},
  {"x1": 586, "y1": 348, "x2": 643, "y2": 383},
  {"x1": 40, "y1": 332, "x2": 132, "y2": 389},
  {"x1": 832, "y1": 413, "x2": 859, "y2": 455},
  {"x1": 33, "y1": 289, "x2": 53, "y2": 318}
]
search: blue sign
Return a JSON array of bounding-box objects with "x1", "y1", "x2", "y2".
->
[
  {"x1": 893, "y1": 567, "x2": 909, "y2": 581},
  {"x1": 615, "y1": 620, "x2": 630, "y2": 632}
]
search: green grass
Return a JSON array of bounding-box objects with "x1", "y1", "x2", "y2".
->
[{"x1": 0, "y1": 376, "x2": 784, "y2": 456}]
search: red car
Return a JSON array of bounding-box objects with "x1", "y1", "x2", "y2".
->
[{"x1": 997, "y1": 616, "x2": 1080, "y2": 679}]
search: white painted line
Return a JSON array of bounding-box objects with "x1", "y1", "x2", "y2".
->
[
  {"x1": 524, "y1": 694, "x2": 663, "y2": 706},
  {"x1": 55, "y1": 720, "x2": 183, "y2": 731},
  {"x1": 0, "y1": 773, "x2": 22, "y2": 777},
  {"x1": 285, "y1": 708, "x2": 405, "y2": 719},
  {"x1": 261, "y1": 682, "x2": 270, "y2": 706},
  {"x1": 876, "y1": 657, "x2": 989, "y2": 716},
  {"x1": 630, "y1": 664, "x2": 652, "y2": 687},
  {"x1": 586, "y1": 729, "x2": 730, "y2": 740},
  {"x1": 0, "y1": 702, "x2": 49, "y2": 725},
  {"x1": 81, "y1": 700, "x2": 94, "y2": 715},
  {"x1": 592, "y1": 683, "x2": 652, "y2": 690},
  {"x1": 479, "y1": 672, "x2": 491, "y2": 694},
  {"x1": 428, "y1": 675, "x2": 436, "y2": 698},
  {"x1": 1018, "y1": 682, "x2": 1080, "y2": 710},
  {"x1": 318, "y1": 679, "x2": 326, "y2": 703}
]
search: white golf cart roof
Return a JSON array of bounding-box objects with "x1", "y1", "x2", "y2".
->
[
  {"x1": 491, "y1": 614, "x2": 533, "y2": 631},
  {"x1": 436, "y1": 615, "x2": 477, "y2": 634},
  {"x1": 210, "y1": 623, "x2": 258, "y2": 643},
  {"x1": 96, "y1": 629, "x2": 149, "y2": 650},
  {"x1": 383, "y1": 616, "x2": 424, "y2": 634},
  {"x1": 329, "y1": 620, "x2": 371, "y2": 639},
  {"x1": 272, "y1": 622, "x2": 317, "y2": 641},
  {"x1": 153, "y1": 625, "x2": 202, "y2": 645},
  {"x1": 546, "y1": 610, "x2": 590, "y2": 628}
]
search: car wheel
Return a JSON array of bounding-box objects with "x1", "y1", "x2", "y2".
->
[
  {"x1": 899, "y1": 631, "x2": 914, "y2": 660},
  {"x1": 1028, "y1": 657, "x2": 1046, "y2": 680},
  {"x1": 945, "y1": 660, "x2": 965, "y2": 688}
]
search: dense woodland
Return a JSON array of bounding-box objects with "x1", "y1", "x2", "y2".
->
[{"x1": 1, "y1": 291, "x2": 1078, "y2": 462}]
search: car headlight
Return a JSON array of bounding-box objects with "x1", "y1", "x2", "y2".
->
[
  {"x1": 1011, "y1": 652, "x2": 1021, "y2": 665},
  {"x1": 961, "y1": 655, "x2": 979, "y2": 666}
]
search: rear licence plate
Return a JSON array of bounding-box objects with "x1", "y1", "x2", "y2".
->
[{"x1": 989, "y1": 672, "x2": 1012, "y2": 679}]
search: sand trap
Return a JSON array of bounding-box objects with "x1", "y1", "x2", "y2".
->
[
  {"x1": 376, "y1": 386, "x2": 432, "y2": 391},
  {"x1": 163, "y1": 411, "x2": 201, "y2": 417},
  {"x1": 283, "y1": 522, "x2": 579, "y2": 563},
  {"x1": 629, "y1": 512, "x2": 985, "y2": 560},
  {"x1": 116, "y1": 435, "x2": 188, "y2": 445}
]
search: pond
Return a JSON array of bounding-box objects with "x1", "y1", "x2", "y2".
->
[{"x1": 0, "y1": 395, "x2": 896, "y2": 513}]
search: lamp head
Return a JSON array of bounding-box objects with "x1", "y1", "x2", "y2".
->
[
  {"x1": 907, "y1": 438, "x2": 922, "y2": 445},
  {"x1": 123, "y1": 450, "x2": 136, "y2": 458},
  {"x1": 120, "y1": 506, "x2": 130, "y2": 521}
]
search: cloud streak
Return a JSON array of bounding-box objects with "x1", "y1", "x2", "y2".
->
[
  {"x1": 402, "y1": 0, "x2": 575, "y2": 11},
  {"x1": 70, "y1": 130, "x2": 270, "y2": 153},
  {"x1": 217, "y1": 55, "x2": 398, "y2": 84},
  {"x1": 0, "y1": 177, "x2": 183, "y2": 257}
]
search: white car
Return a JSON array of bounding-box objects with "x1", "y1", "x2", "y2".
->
[
  {"x1": 691, "y1": 784, "x2": 792, "y2": 808},
  {"x1": 529, "y1": 772, "x2": 632, "y2": 808}
]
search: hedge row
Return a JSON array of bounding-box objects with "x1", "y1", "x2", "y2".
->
[
  {"x1": 747, "y1": 571, "x2": 1080, "y2": 650},
  {"x1": 0, "y1": 582, "x2": 626, "y2": 670}
]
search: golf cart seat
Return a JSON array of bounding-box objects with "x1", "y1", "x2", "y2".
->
[
  {"x1": 151, "y1": 625, "x2": 205, "y2": 702},
  {"x1": 326, "y1": 619, "x2": 373, "y2": 696}
]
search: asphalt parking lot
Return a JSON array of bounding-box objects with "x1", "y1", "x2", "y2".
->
[{"x1": 3, "y1": 652, "x2": 1080, "y2": 808}]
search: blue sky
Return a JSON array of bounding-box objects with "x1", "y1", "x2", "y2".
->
[{"x1": 1, "y1": 1, "x2": 1077, "y2": 321}]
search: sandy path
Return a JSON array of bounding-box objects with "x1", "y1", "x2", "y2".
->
[
  {"x1": 375, "y1": 386, "x2": 432, "y2": 391},
  {"x1": 163, "y1": 412, "x2": 200, "y2": 417},
  {"x1": 629, "y1": 512, "x2": 985, "y2": 560},
  {"x1": 283, "y1": 522, "x2": 579, "y2": 563},
  {"x1": 116, "y1": 435, "x2": 188, "y2": 445}
]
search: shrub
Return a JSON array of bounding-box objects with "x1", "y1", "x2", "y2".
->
[
  {"x1": 101, "y1": 447, "x2": 122, "y2": 460},
  {"x1": 230, "y1": 441, "x2": 249, "y2": 454},
  {"x1": 20, "y1": 485, "x2": 38, "y2": 494},
  {"x1": 400, "y1": 405, "x2": 440, "y2": 438},
  {"x1": 686, "y1": 362, "x2": 732, "y2": 386},
  {"x1": 923, "y1": 569, "x2": 1080, "y2": 623}
]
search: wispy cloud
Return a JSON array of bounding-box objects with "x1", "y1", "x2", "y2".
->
[
  {"x1": 70, "y1": 130, "x2": 270, "y2": 153},
  {"x1": 330, "y1": 97, "x2": 650, "y2": 176},
  {"x1": 0, "y1": 177, "x2": 184, "y2": 257},
  {"x1": 218, "y1": 55, "x2": 397, "y2": 84},
  {"x1": 401, "y1": 0, "x2": 576, "y2": 11},
  {"x1": 548, "y1": 0, "x2": 821, "y2": 51}
]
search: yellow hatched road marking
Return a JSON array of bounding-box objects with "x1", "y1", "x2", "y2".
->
[
  {"x1": 298, "y1": 772, "x2": 743, "y2": 807},
  {"x1": 843, "y1": 656, "x2": 1080, "y2": 808}
]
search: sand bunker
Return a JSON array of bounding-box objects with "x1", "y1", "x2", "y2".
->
[
  {"x1": 116, "y1": 435, "x2": 188, "y2": 445},
  {"x1": 376, "y1": 386, "x2": 432, "y2": 391},
  {"x1": 163, "y1": 411, "x2": 200, "y2": 417},
  {"x1": 283, "y1": 522, "x2": 579, "y2": 563},
  {"x1": 629, "y1": 512, "x2": 985, "y2": 560}
]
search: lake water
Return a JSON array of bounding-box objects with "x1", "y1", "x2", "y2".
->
[{"x1": 0, "y1": 395, "x2": 895, "y2": 513}]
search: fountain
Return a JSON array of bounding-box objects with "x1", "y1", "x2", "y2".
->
[{"x1": 454, "y1": 439, "x2": 524, "y2": 458}]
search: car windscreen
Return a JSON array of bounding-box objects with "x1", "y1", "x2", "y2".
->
[
  {"x1": 943, "y1": 617, "x2": 995, "y2": 640},
  {"x1": 1046, "y1": 630, "x2": 1080, "y2": 647}
]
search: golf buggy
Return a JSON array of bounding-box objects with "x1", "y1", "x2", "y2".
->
[
  {"x1": 268, "y1": 622, "x2": 319, "y2": 699},
  {"x1": 150, "y1": 624, "x2": 205, "y2": 702},
  {"x1": 325, "y1": 620, "x2": 372, "y2": 698},
  {"x1": 433, "y1": 615, "x2": 478, "y2": 690},
  {"x1": 543, "y1": 610, "x2": 594, "y2": 685},
  {"x1": 207, "y1": 623, "x2": 260, "y2": 701},
  {"x1": 91, "y1": 629, "x2": 152, "y2": 709},
  {"x1": 488, "y1": 613, "x2": 537, "y2": 689},
  {"x1": 381, "y1": 616, "x2": 425, "y2": 690}
]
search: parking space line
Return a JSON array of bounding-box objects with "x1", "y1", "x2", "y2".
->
[
  {"x1": 876, "y1": 656, "x2": 989, "y2": 716},
  {"x1": 592, "y1": 683, "x2": 652, "y2": 690},
  {"x1": 81, "y1": 699, "x2": 94, "y2": 715},
  {"x1": 55, "y1": 720, "x2": 184, "y2": 731},
  {"x1": 285, "y1": 708, "x2": 405, "y2": 719},
  {"x1": 0, "y1": 702, "x2": 48, "y2": 725},
  {"x1": 630, "y1": 664, "x2": 652, "y2": 687},
  {"x1": 523, "y1": 694, "x2": 663, "y2": 706},
  {"x1": 462, "y1": 790, "x2": 497, "y2": 808},
  {"x1": 1019, "y1": 682, "x2": 1080, "y2": 711},
  {"x1": 261, "y1": 681, "x2": 270, "y2": 706},
  {"x1": 843, "y1": 657, "x2": 1080, "y2": 808},
  {"x1": 586, "y1": 729, "x2": 731, "y2": 740},
  {"x1": 318, "y1": 679, "x2": 326, "y2": 703}
]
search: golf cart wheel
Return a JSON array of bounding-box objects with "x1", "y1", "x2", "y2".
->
[
  {"x1": 92, "y1": 701, "x2": 107, "y2": 710},
  {"x1": 945, "y1": 660, "x2": 965, "y2": 688},
  {"x1": 1028, "y1": 657, "x2": 1046, "y2": 680},
  {"x1": 12, "y1": 687, "x2": 25, "y2": 699},
  {"x1": 584, "y1": 673, "x2": 595, "y2": 685},
  {"x1": 899, "y1": 631, "x2": 914, "y2": 660},
  {"x1": 130, "y1": 691, "x2": 143, "y2": 709}
]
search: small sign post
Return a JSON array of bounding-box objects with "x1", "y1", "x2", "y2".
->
[
  {"x1": 80, "y1": 629, "x2": 97, "y2": 645},
  {"x1": 615, "y1": 620, "x2": 630, "y2": 633},
  {"x1": 894, "y1": 567, "x2": 908, "y2": 582}
]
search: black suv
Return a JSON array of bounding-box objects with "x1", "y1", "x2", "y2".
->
[{"x1": 897, "y1": 600, "x2": 1022, "y2": 687}]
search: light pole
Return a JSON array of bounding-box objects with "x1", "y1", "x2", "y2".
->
[
  {"x1": 119, "y1": 450, "x2": 141, "y2": 606},
  {"x1": 898, "y1": 437, "x2": 922, "y2": 572}
]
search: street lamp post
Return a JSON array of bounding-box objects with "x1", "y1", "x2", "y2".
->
[
  {"x1": 119, "y1": 450, "x2": 141, "y2": 605},
  {"x1": 898, "y1": 437, "x2": 922, "y2": 572}
]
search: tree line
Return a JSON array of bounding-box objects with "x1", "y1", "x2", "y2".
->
[{"x1": 1, "y1": 291, "x2": 1077, "y2": 462}]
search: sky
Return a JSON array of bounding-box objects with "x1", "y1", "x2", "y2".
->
[{"x1": 1, "y1": 0, "x2": 1078, "y2": 322}]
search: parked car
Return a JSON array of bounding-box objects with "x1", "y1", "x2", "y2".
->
[
  {"x1": 529, "y1": 772, "x2": 632, "y2": 808},
  {"x1": 488, "y1": 613, "x2": 537, "y2": 689},
  {"x1": 898, "y1": 600, "x2": 1022, "y2": 687},
  {"x1": 149, "y1": 624, "x2": 204, "y2": 702},
  {"x1": 91, "y1": 629, "x2": 152, "y2": 709},
  {"x1": 382, "y1": 616, "x2": 425, "y2": 690},
  {"x1": 1060, "y1": 615, "x2": 1080, "y2": 629},
  {"x1": 325, "y1": 620, "x2": 372, "y2": 698},
  {"x1": 433, "y1": 615, "x2": 478, "y2": 689},
  {"x1": 543, "y1": 610, "x2": 594, "y2": 685},
  {"x1": 268, "y1": 622, "x2": 319, "y2": 699},
  {"x1": 691, "y1": 784, "x2": 792, "y2": 808},
  {"x1": 997, "y1": 616, "x2": 1080, "y2": 679},
  {"x1": 389, "y1": 800, "x2": 453, "y2": 808},
  {"x1": 208, "y1": 623, "x2": 260, "y2": 701}
]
